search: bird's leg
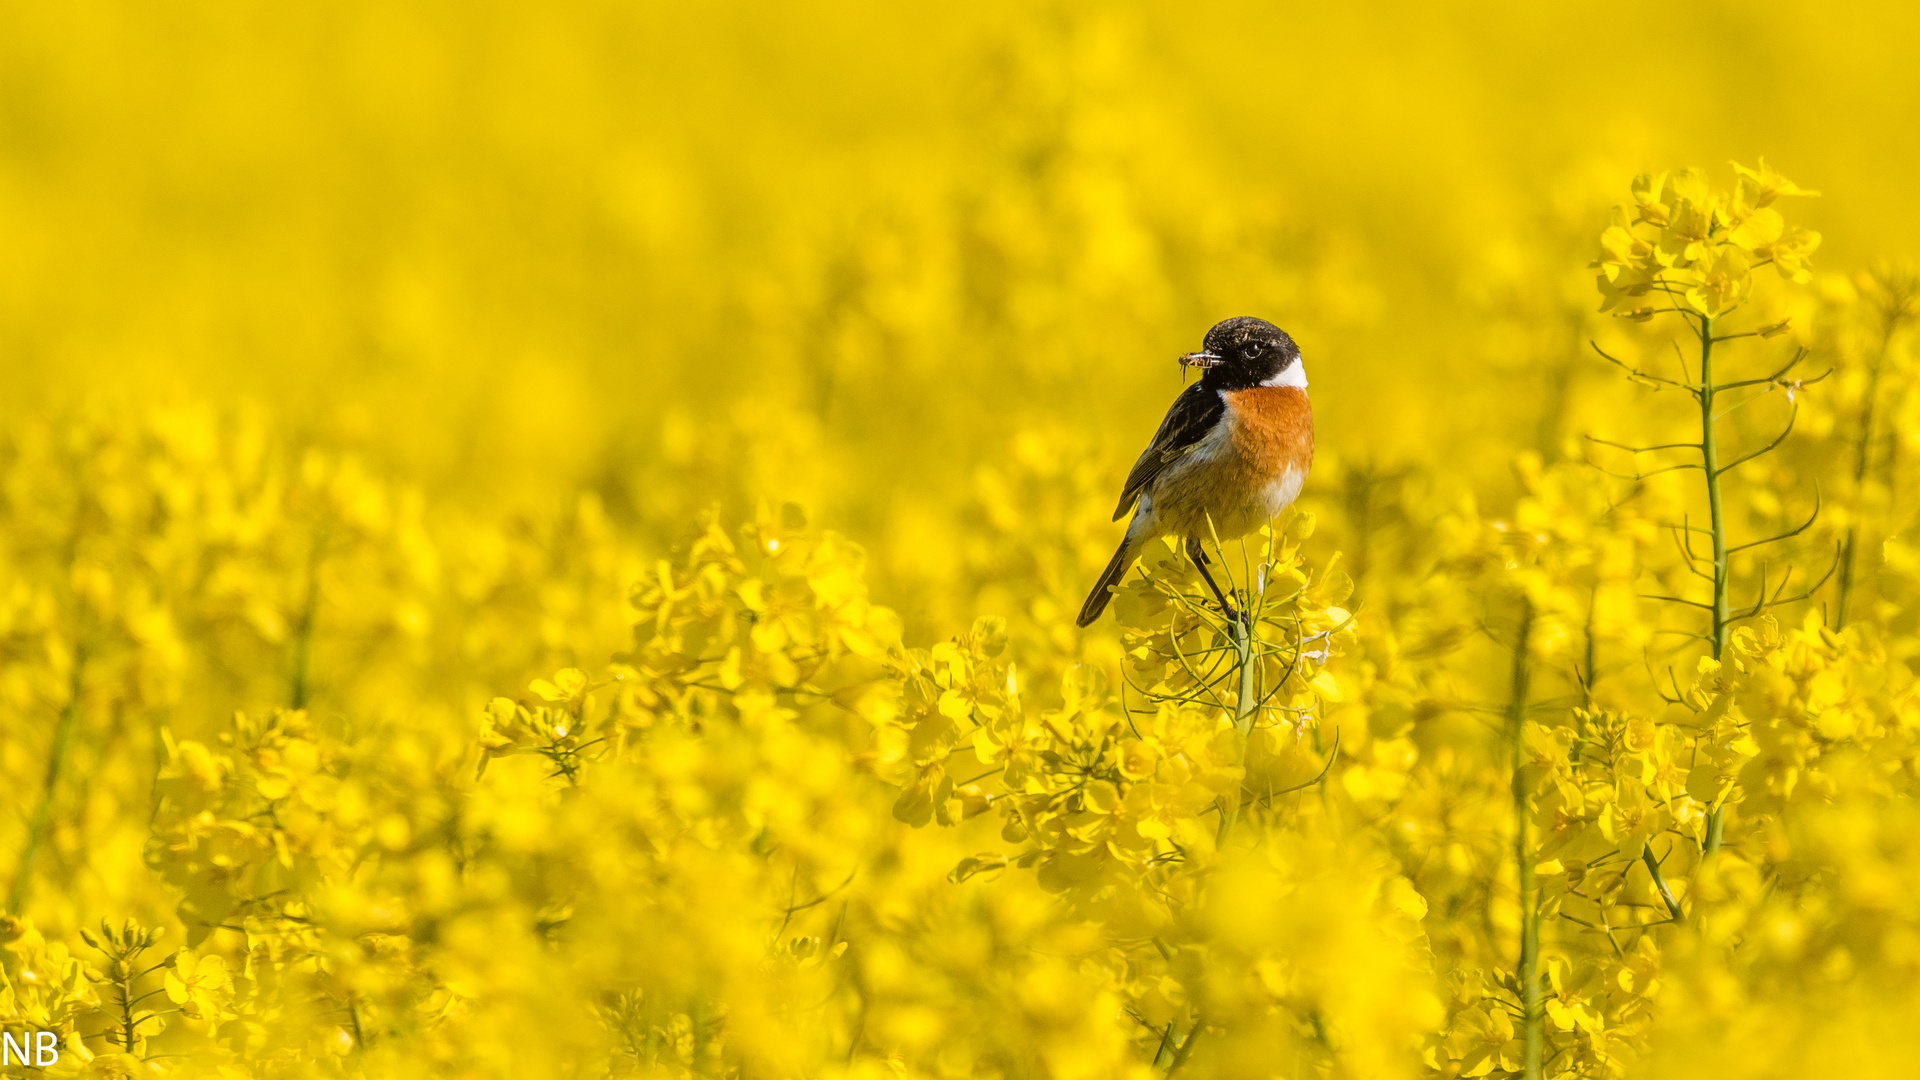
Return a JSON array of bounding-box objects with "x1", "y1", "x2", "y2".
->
[{"x1": 1185, "y1": 537, "x2": 1244, "y2": 625}]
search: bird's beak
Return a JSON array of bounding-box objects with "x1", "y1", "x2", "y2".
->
[{"x1": 1179, "y1": 350, "x2": 1224, "y2": 369}]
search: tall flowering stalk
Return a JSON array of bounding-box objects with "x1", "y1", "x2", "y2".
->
[
  {"x1": 1590, "y1": 163, "x2": 1830, "y2": 657},
  {"x1": 1590, "y1": 164, "x2": 1829, "y2": 857}
]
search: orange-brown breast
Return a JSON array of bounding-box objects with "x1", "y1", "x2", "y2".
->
[{"x1": 1224, "y1": 386, "x2": 1314, "y2": 478}]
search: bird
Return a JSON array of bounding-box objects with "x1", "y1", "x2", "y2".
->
[{"x1": 1077, "y1": 316, "x2": 1314, "y2": 627}]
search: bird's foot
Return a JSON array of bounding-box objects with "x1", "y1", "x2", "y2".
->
[{"x1": 1217, "y1": 594, "x2": 1249, "y2": 630}]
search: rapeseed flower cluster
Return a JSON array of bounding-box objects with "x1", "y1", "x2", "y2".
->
[{"x1": 7, "y1": 6, "x2": 1920, "y2": 1079}]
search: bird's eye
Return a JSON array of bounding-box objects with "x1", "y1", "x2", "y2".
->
[{"x1": 1244, "y1": 342, "x2": 1265, "y2": 358}]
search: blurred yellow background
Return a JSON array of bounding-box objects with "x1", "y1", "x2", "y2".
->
[{"x1": 7, "y1": 1, "x2": 1915, "y2": 574}]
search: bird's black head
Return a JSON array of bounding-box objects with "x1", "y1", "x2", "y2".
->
[{"x1": 1181, "y1": 316, "x2": 1303, "y2": 390}]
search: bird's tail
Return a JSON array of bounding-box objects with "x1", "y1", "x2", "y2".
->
[{"x1": 1077, "y1": 535, "x2": 1138, "y2": 627}]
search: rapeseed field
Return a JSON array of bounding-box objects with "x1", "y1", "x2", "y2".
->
[{"x1": 4, "y1": 3, "x2": 1919, "y2": 1077}]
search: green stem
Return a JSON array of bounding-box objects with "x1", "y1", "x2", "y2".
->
[
  {"x1": 1234, "y1": 620, "x2": 1257, "y2": 738},
  {"x1": 290, "y1": 524, "x2": 329, "y2": 710},
  {"x1": 1834, "y1": 321, "x2": 1893, "y2": 629},
  {"x1": 1834, "y1": 532, "x2": 1859, "y2": 630},
  {"x1": 348, "y1": 995, "x2": 367, "y2": 1051},
  {"x1": 1508, "y1": 598, "x2": 1540, "y2": 1080},
  {"x1": 120, "y1": 964, "x2": 138, "y2": 1052},
  {"x1": 1214, "y1": 616, "x2": 1257, "y2": 844},
  {"x1": 1699, "y1": 316, "x2": 1730, "y2": 660},
  {"x1": 1152, "y1": 1022, "x2": 1179, "y2": 1068},
  {"x1": 1582, "y1": 585, "x2": 1598, "y2": 706},
  {"x1": 7, "y1": 649, "x2": 87, "y2": 915},
  {"x1": 1697, "y1": 315, "x2": 1733, "y2": 853},
  {"x1": 1165, "y1": 1012, "x2": 1205, "y2": 1075},
  {"x1": 1640, "y1": 847, "x2": 1684, "y2": 921}
]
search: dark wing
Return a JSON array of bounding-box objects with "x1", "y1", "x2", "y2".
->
[{"x1": 1111, "y1": 383, "x2": 1224, "y2": 520}]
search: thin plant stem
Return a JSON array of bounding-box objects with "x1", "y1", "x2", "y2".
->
[
  {"x1": 1696, "y1": 315, "x2": 1733, "y2": 853},
  {"x1": 1703, "y1": 800, "x2": 1726, "y2": 857},
  {"x1": 118, "y1": 959, "x2": 140, "y2": 1052},
  {"x1": 1834, "y1": 317, "x2": 1896, "y2": 628},
  {"x1": 290, "y1": 522, "x2": 330, "y2": 710},
  {"x1": 1640, "y1": 847, "x2": 1684, "y2": 921},
  {"x1": 1152, "y1": 1022, "x2": 1179, "y2": 1068},
  {"x1": 348, "y1": 995, "x2": 367, "y2": 1051},
  {"x1": 1698, "y1": 315, "x2": 1730, "y2": 660},
  {"x1": 1234, "y1": 619, "x2": 1257, "y2": 738},
  {"x1": 7, "y1": 648, "x2": 87, "y2": 915},
  {"x1": 1214, "y1": 559, "x2": 1258, "y2": 845},
  {"x1": 1166, "y1": 1012, "x2": 1205, "y2": 1075},
  {"x1": 1508, "y1": 598, "x2": 1541, "y2": 1080}
]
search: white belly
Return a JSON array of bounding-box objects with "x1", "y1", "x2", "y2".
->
[{"x1": 1258, "y1": 465, "x2": 1306, "y2": 518}]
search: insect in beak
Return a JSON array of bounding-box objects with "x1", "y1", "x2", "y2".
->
[{"x1": 1180, "y1": 350, "x2": 1224, "y2": 369}]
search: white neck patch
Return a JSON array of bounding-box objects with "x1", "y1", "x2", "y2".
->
[{"x1": 1261, "y1": 360, "x2": 1308, "y2": 388}]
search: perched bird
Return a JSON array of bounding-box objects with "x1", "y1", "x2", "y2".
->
[{"x1": 1077, "y1": 316, "x2": 1314, "y2": 627}]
